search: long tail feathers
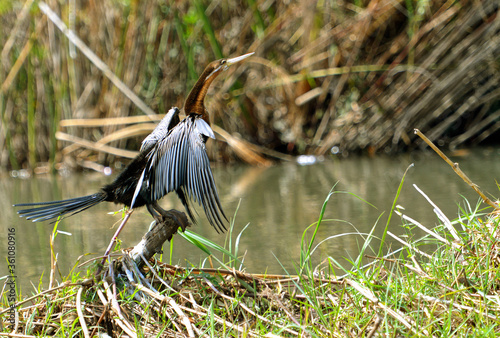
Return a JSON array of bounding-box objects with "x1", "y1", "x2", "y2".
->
[{"x1": 14, "y1": 193, "x2": 107, "y2": 222}]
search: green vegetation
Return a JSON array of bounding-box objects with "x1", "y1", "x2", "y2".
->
[
  {"x1": 0, "y1": 0, "x2": 499, "y2": 171},
  {"x1": 2, "y1": 179, "x2": 500, "y2": 336}
]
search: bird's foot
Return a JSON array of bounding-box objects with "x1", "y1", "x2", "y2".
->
[{"x1": 155, "y1": 209, "x2": 190, "y2": 232}]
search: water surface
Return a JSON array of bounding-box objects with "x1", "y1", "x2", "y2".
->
[{"x1": 1, "y1": 148, "x2": 499, "y2": 292}]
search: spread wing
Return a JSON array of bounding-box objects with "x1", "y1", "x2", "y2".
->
[
  {"x1": 133, "y1": 114, "x2": 227, "y2": 232},
  {"x1": 141, "y1": 107, "x2": 180, "y2": 152}
]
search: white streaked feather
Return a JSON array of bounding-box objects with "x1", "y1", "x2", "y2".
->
[
  {"x1": 194, "y1": 118, "x2": 215, "y2": 139},
  {"x1": 130, "y1": 170, "x2": 145, "y2": 209},
  {"x1": 137, "y1": 114, "x2": 225, "y2": 231},
  {"x1": 141, "y1": 107, "x2": 180, "y2": 152}
]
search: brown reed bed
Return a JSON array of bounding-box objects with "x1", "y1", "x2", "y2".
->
[{"x1": 0, "y1": 0, "x2": 498, "y2": 172}]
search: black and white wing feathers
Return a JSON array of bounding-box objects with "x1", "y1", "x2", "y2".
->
[
  {"x1": 134, "y1": 114, "x2": 227, "y2": 232},
  {"x1": 141, "y1": 107, "x2": 180, "y2": 152}
]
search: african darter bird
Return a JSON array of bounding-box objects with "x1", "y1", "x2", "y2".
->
[{"x1": 14, "y1": 52, "x2": 254, "y2": 233}]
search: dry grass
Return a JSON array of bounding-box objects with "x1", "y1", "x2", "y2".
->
[
  {"x1": 2, "y1": 194, "x2": 500, "y2": 336},
  {"x1": 0, "y1": 0, "x2": 498, "y2": 171}
]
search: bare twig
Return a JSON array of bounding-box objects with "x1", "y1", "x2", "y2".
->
[
  {"x1": 395, "y1": 210, "x2": 451, "y2": 246},
  {"x1": 59, "y1": 115, "x2": 164, "y2": 127},
  {"x1": 0, "y1": 281, "x2": 76, "y2": 315},
  {"x1": 366, "y1": 314, "x2": 382, "y2": 338},
  {"x1": 56, "y1": 131, "x2": 138, "y2": 158},
  {"x1": 133, "y1": 283, "x2": 195, "y2": 337},
  {"x1": 102, "y1": 280, "x2": 137, "y2": 337},
  {"x1": 0, "y1": 333, "x2": 36, "y2": 338},
  {"x1": 412, "y1": 183, "x2": 461, "y2": 242},
  {"x1": 387, "y1": 231, "x2": 433, "y2": 259},
  {"x1": 76, "y1": 287, "x2": 90, "y2": 338},
  {"x1": 414, "y1": 129, "x2": 499, "y2": 211},
  {"x1": 97, "y1": 209, "x2": 134, "y2": 274},
  {"x1": 346, "y1": 279, "x2": 425, "y2": 336},
  {"x1": 1, "y1": 0, "x2": 35, "y2": 65}
]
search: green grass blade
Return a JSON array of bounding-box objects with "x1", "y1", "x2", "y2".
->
[
  {"x1": 194, "y1": 0, "x2": 222, "y2": 59},
  {"x1": 377, "y1": 163, "x2": 414, "y2": 257},
  {"x1": 178, "y1": 229, "x2": 240, "y2": 265}
]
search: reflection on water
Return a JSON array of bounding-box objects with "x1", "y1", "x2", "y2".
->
[{"x1": 1, "y1": 148, "x2": 500, "y2": 292}]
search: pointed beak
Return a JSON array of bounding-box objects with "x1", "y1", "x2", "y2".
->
[
  {"x1": 225, "y1": 52, "x2": 255, "y2": 67},
  {"x1": 206, "y1": 52, "x2": 255, "y2": 81}
]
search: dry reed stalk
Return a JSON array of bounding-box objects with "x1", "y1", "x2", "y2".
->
[
  {"x1": 0, "y1": 281, "x2": 75, "y2": 316},
  {"x1": 346, "y1": 279, "x2": 423, "y2": 336},
  {"x1": 1, "y1": 0, "x2": 498, "y2": 169},
  {"x1": 212, "y1": 124, "x2": 272, "y2": 166},
  {"x1": 415, "y1": 128, "x2": 500, "y2": 210},
  {"x1": 0, "y1": 0, "x2": 35, "y2": 66},
  {"x1": 0, "y1": 333, "x2": 35, "y2": 338},
  {"x1": 1, "y1": 16, "x2": 46, "y2": 94},
  {"x1": 95, "y1": 124, "x2": 155, "y2": 145},
  {"x1": 387, "y1": 231, "x2": 434, "y2": 259},
  {"x1": 55, "y1": 131, "x2": 138, "y2": 158},
  {"x1": 311, "y1": 0, "x2": 499, "y2": 156},
  {"x1": 75, "y1": 287, "x2": 90, "y2": 338},
  {"x1": 59, "y1": 115, "x2": 163, "y2": 127}
]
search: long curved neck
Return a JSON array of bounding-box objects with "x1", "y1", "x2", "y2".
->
[{"x1": 184, "y1": 66, "x2": 220, "y2": 124}]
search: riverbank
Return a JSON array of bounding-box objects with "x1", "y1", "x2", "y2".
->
[{"x1": 1, "y1": 180, "x2": 499, "y2": 336}]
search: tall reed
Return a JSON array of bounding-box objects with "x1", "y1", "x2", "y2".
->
[{"x1": 0, "y1": 0, "x2": 498, "y2": 170}]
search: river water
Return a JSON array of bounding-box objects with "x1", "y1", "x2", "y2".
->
[{"x1": 2, "y1": 148, "x2": 499, "y2": 292}]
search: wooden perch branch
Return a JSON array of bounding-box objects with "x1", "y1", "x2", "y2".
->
[{"x1": 130, "y1": 210, "x2": 189, "y2": 267}]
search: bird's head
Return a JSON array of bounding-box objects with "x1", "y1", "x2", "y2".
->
[
  {"x1": 204, "y1": 52, "x2": 255, "y2": 82},
  {"x1": 184, "y1": 52, "x2": 254, "y2": 118}
]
